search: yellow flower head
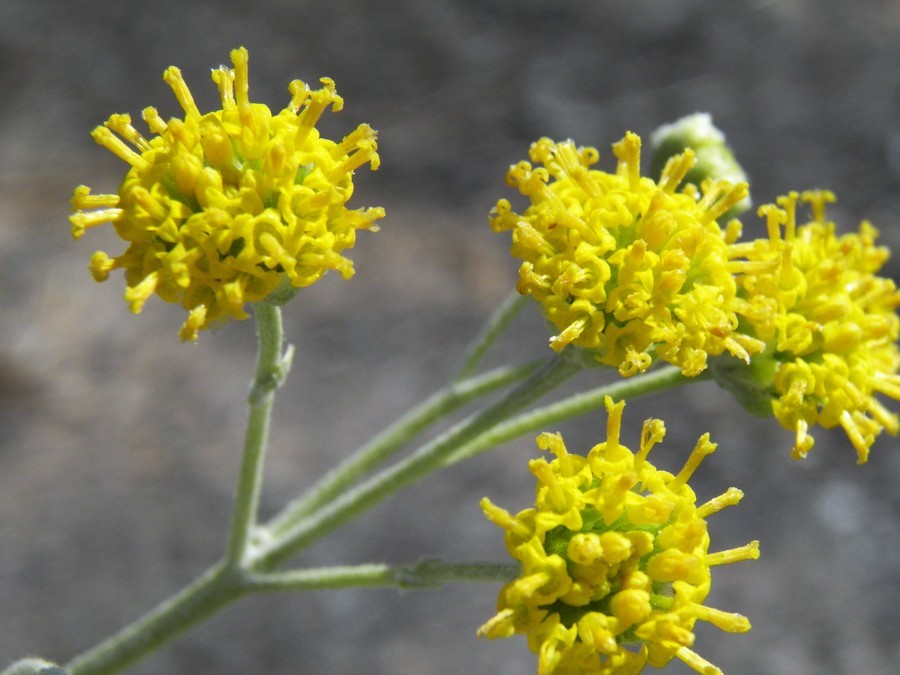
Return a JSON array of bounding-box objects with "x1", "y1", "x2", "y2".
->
[
  {"x1": 70, "y1": 47, "x2": 384, "y2": 341},
  {"x1": 730, "y1": 191, "x2": 900, "y2": 462},
  {"x1": 479, "y1": 397, "x2": 758, "y2": 675},
  {"x1": 492, "y1": 133, "x2": 763, "y2": 377}
]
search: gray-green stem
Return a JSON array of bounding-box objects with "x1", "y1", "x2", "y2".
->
[
  {"x1": 245, "y1": 560, "x2": 519, "y2": 592},
  {"x1": 226, "y1": 302, "x2": 292, "y2": 565},
  {"x1": 446, "y1": 364, "x2": 696, "y2": 465},
  {"x1": 250, "y1": 356, "x2": 582, "y2": 570},
  {"x1": 63, "y1": 559, "x2": 513, "y2": 675},
  {"x1": 266, "y1": 359, "x2": 543, "y2": 537},
  {"x1": 453, "y1": 292, "x2": 529, "y2": 381},
  {"x1": 65, "y1": 303, "x2": 291, "y2": 675},
  {"x1": 65, "y1": 563, "x2": 245, "y2": 675}
]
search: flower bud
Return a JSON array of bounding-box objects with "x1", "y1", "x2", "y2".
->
[
  {"x1": 1, "y1": 658, "x2": 67, "y2": 675},
  {"x1": 649, "y1": 112, "x2": 751, "y2": 216}
]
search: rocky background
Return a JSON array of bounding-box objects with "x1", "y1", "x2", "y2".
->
[{"x1": 1, "y1": 1, "x2": 899, "y2": 673}]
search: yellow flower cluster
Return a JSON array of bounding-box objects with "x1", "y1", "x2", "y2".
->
[
  {"x1": 732, "y1": 191, "x2": 900, "y2": 463},
  {"x1": 70, "y1": 47, "x2": 384, "y2": 341},
  {"x1": 495, "y1": 133, "x2": 900, "y2": 461},
  {"x1": 491, "y1": 133, "x2": 763, "y2": 377},
  {"x1": 479, "y1": 397, "x2": 758, "y2": 674}
]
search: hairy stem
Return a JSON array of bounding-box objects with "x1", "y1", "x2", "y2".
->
[
  {"x1": 454, "y1": 292, "x2": 529, "y2": 381},
  {"x1": 251, "y1": 356, "x2": 581, "y2": 570},
  {"x1": 446, "y1": 365, "x2": 696, "y2": 465},
  {"x1": 65, "y1": 564, "x2": 246, "y2": 675},
  {"x1": 266, "y1": 359, "x2": 542, "y2": 537},
  {"x1": 65, "y1": 303, "x2": 290, "y2": 675},
  {"x1": 226, "y1": 302, "x2": 292, "y2": 565},
  {"x1": 245, "y1": 560, "x2": 519, "y2": 592}
]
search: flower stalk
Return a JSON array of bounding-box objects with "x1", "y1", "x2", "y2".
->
[
  {"x1": 65, "y1": 562, "x2": 244, "y2": 675},
  {"x1": 453, "y1": 291, "x2": 530, "y2": 381},
  {"x1": 250, "y1": 356, "x2": 583, "y2": 570},
  {"x1": 266, "y1": 358, "x2": 543, "y2": 537},
  {"x1": 226, "y1": 301, "x2": 292, "y2": 565},
  {"x1": 446, "y1": 364, "x2": 696, "y2": 465},
  {"x1": 245, "y1": 560, "x2": 519, "y2": 593},
  {"x1": 66, "y1": 303, "x2": 292, "y2": 675}
]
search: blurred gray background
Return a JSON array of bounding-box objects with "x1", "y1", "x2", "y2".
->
[{"x1": 1, "y1": 1, "x2": 899, "y2": 673}]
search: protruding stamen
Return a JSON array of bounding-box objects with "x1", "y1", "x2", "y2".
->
[
  {"x1": 602, "y1": 395, "x2": 625, "y2": 456},
  {"x1": 548, "y1": 316, "x2": 588, "y2": 351},
  {"x1": 71, "y1": 185, "x2": 119, "y2": 210},
  {"x1": 675, "y1": 646, "x2": 723, "y2": 675},
  {"x1": 706, "y1": 540, "x2": 760, "y2": 566},
  {"x1": 328, "y1": 138, "x2": 380, "y2": 181},
  {"x1": 476, "y1": 608, "x2": 516, "y2": 640},
  {"x1": 692, "y1": 605, "x2": 752, "y2": 633},
  {"x1": 142, "y1": 107, "x2": 167, "y2": 135},
  {"x1": 601, "y1": 472, "x2": 639, "y2": 524},
  {"x1": 777, "y1": 191, "x2": 799, "y2": 241},
  {"x1": 91, "y1": 126, "x2": 149, "y2": 169},
  {"x1": 658, "y1": 149, "x2": 695, "y2": 193},
  {"x1": 480, "y1": 497, "x2": 532, "y2": 539},
  {"x1": 549, "y1": 140, "x2": 602, "y2": 198},
  {"x1": 612, "y1": 131, "x2": 642, "y2": 191},
  {"x1": 163, "y1": 66, "x2": 201, "y2": 119},
  {"x1": 801, "y1": 189, "x2": 836, "y2": 223},
  {"x1": 230, "y1": 47, "x2": 251, "y2": 126},
  {"x1": 702, "y1": 182, "x2": 749, "y2": 224},
  {"x1": 104, "y1": 114, "x2": 150, "y2": 151},
  {"x1": 872, "y1": 371, "x2": 900, "y2": 399},
  {"x1": 634, "y1": 417, "x2": 666, "y2": 472},
  {"x1": 332, "y1": 124, "x2": 377, "y2": 158},
  {"x1": 758, "y1": 202, "x2": 786, "y2": 243},
  {"x1": 696, "y1": 487, "x2": 744, "y2": 519},
  {"x1": 70, "y1": 209, "x2": 123, "y2": 240},
  {"x1": 865, "y1": 399, "x2": 898, "y2": 437},
  {"x1": 288, "y1": 80, "x2": 310, "y2": 114},
  {"x1": 295, "y1": 78, "x2": 343, "y2": 141},
  {"x1": 669, "y1": 433, "x2": 717, "y2": 491},
  {"x1": 839, "y1": 409, "x2": 872, "y2": 464},
  {"x1": 211, "y1": 65, "x2": 236, "y2": 109}
]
